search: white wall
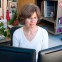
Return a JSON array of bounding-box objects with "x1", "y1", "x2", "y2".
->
[
  {"x1": 57, "y1": 0, "x2": 62, "y2": 18},
  {"x1": 0, "y1": 0, "x2": 7, "y2": 19},
  {"x1": 0, "y1": 0, "x2": 2, "y2": 16},
  {"x1": 4, "y1": 0, "x2": 7, "y2": 19}
]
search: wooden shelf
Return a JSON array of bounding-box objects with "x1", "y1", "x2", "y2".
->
[
  {"x1": 49, "y1": 0, "x2": 58, "y2": 1},
  {"x1": 43, "y1": 17, "x2": 56, "y2": 24},
  {"x1": 40, "y1": 0, "x2": 62, "y2": 35}
]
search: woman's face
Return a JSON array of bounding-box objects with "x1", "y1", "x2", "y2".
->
[{"x1": 25, "y1": 12, "x2": 38, "y2": 28}]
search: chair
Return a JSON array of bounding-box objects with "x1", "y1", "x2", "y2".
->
[{"x1": 10, "y1": 26, "x2": 21, "y2": 46}]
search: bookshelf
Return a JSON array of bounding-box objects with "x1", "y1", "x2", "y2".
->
[{"x1": 40, "y1": 0, "x2": 62, "y2": 35}]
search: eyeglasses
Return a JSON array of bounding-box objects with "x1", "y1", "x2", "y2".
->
[{"x1": 26, "y1": 18, "x2": 38, "y2": 21}]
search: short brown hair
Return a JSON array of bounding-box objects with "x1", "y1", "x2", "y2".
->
[{"x1": 19, "y1": 3, "x2": 41, "y2": 24}]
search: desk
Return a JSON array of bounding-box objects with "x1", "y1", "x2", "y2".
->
[{"x1": 0, "y1": 37, "x2": 11, "y2": 46}]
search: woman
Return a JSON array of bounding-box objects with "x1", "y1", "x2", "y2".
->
[{"x1": 13, "y1": 3, "x2": 48, "y2": 62}]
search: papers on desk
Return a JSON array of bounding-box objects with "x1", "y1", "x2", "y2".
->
[
  {"x1": 0, "y1": 19, "x2": 7, "y2": 28},
  {"x1": 8, "y1": 25, "x2": 14, "y2": 28},
  {"x1": 0, "y1": 35, "x2": 5, "y2": 41},
  {"x1": 8, "y1": 24, "x2": 23, "y2": 29}
]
